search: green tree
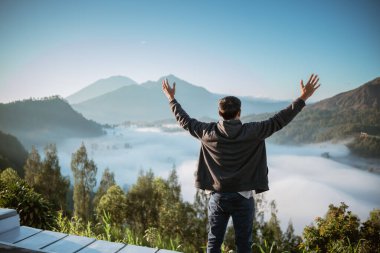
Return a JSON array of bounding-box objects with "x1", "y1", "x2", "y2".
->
[
  {"x1": 0, "y1": 168, "x2": 56, "y2": 229},
  {"x1": 96, "y1": 185, "x2": 127, "y2": 224},
  {"x1": 71, "y1": 143, "x2": 97, "y2": 222},
  {"x1": 24, "y1": 146, "x2": 41, "y2": 187},
  {"x1": 125, "y1": 170, "x2": 160, "y2": 233},
  {"x1": 360, "y1": 209, "x2": 380, "y2": 252},
  {"x1": 93, "y1": 168, "x2": 116, "y2": 211},
  {"x1": 125, "y1": 169, "x2": 203, "y2": 252},
  {"x1": 24, "y1": 144, "x2": 70, "y2": 211},
  {"x1": 42, "y1": 144, "x2": 70, "y2": 210},
  {"x1": 302, "y1": 202, "x2": 361, "y2": 253}
]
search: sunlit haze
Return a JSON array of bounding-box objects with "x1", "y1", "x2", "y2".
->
[{"x1": 1, "y1": 0, "x2": 379, "y2": 103}]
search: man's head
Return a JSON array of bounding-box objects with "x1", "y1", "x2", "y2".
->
[{"x1": 218, "y1": 96, "x2": 241, "y2": 120}]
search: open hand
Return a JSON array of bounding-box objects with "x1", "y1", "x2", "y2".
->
[
  {"x1": 162, "y1": 78, "x2": 176, "y2": 102},
  {"x1": 300, "y1": 74, "x2": 321, "y2": 101}
]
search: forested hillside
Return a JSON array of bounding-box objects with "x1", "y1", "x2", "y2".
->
[
  {"x1": 242, "y1": 77, "x2": 380, "y2": 158},
  {"x1": 0, "y1": 96, "x2": 104, "y2": 147},
  {"x1": 0, "y1": 130, "x2": 28, "y2": 177}
]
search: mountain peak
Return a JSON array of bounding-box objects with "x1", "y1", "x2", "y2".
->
[
  {"x1": 158, "y1": 74, "x2": 183, "y2": 82},
  {"x1": 66, "y1": 75, "x2": 137, "y2": 104}
]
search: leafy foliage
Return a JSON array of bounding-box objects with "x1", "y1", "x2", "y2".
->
[
  {"x1": 24, "y1": 144, "x2": 70, "y2": 211},
  {"x1": 96, "y1": 185, "x2": 127, "y2": 224},
  {"x1": 71, "y1": 143, "x2": 97, "y2": 222},
  {"x1": 0, "y1": 168, "x2": 56, "y2": 229},
  {"x1": 93, "y1": 168, "x2": 116, "y2": 211},
  {"x1": 302, "y1": 203, "x2": 380, "y2": 253},
  {"x1": 125, "y1": 169, "x2": 202, "y2": 252}
]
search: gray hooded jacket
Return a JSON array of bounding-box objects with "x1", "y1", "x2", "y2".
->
[{"x1": 169, "y1": 98, "x2": 305, "y2": 193}]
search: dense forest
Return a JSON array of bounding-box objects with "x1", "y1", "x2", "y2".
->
[
  {"x1": 0, "y1": 96, "x2": 104, "y2": 147},
  {"x1": 0, "y1": 143, "x2": 379, "y2": 252}
]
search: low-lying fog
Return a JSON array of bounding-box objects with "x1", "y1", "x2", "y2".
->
[{"x1": 49, "y1": 126, "x2": 380, "y2": 234}]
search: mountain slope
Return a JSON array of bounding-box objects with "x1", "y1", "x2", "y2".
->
[
  {"x1": 0, "y1": 96, "x2": 104, "y2": 147},
  {"x1": 66, "y1": 76, "x2": 137, "y2": 104},
  {"x1": 242, "y1": 77, "x2": 380, "y2": 157},
  {"x1": 0, "y1": 130, "x2": 28, "y2": 177},
  {"x1": 72, "y1": 74, "x2": 289, "y2": 124},
  {"x1": 310, "y1": 77, "x2": 380, "y2": 110}
]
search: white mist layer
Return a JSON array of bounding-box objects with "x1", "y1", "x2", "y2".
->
[{"x1": 50, "y1": 126, "x2": 380, "y2": 235}]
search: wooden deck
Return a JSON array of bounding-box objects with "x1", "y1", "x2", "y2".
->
[{"x1": 0, "y1": 208, "x2": 181, "y2": 253}]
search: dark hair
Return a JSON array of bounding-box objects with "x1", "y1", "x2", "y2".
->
[{"x1": 218, "y1": 96, "x2": 241, "y2": 120}]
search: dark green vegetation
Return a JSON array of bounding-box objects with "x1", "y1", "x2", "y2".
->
[
  {"x1": 24, "y1": 144, "x2": 70, "y2": 211},
  {"x1": 1, "y1": 143, "x2": 379, "y2": 252},
  {"x1": 302, "y1": 203, "x2": 380, "y2": 253},
  {"x1": 347, "y1": 136, "x2": 380, "y2": 158},
  {"x1": 0, "y1": 168, "x2": 56, "y2": 229},
  {"x1": 0, "y1": 130, "x2": 28, "y2": 177},
  {"x1": 0, "y1": 96, "x2": 104, "y2": 147},
  {"x1": 243, "y1": 77, "x2": 380, "y2": 158}
]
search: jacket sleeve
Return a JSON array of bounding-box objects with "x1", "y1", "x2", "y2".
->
[
  {"x1": 249, "y1": 98, "x2": 306, "y2": 140},
  {"x1": 169, "y1": 99, "x2": 210, "y2": 139}
]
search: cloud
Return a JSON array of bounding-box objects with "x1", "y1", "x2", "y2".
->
[{"x1": 52, "y1": 126, "x2": 380, "y2": 235}]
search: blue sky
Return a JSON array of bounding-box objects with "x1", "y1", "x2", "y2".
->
[{"x1": 0, "y1": 0, "x2": 379, "y2": 103}]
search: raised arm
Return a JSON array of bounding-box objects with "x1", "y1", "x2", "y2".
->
[
  {"x1": 162, "y1": 79, "x2": 210, "y2": 139},
  {"x1": 250, "y1": 74, "x2": 321, "y2": 139}
]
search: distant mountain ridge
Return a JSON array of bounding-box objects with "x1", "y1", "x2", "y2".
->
[
  {"x1": 310, "y1": 77, "x2": 380, "y2": 110},
  {"x1": 0, "y1": 96, "x2": 104, "y2": 148},
  {"x1": 242, "y1": 77, "x2": 380, "y2": 158},
  {"x1": 66, "y1": 76, "x2": 137, "y2": 104},
  {"x1": 70, "y1": 74, "x2": 290, "y2": 124}
]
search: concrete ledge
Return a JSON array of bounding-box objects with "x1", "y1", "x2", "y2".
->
[
  {"x1": 0, "y1": 209, "x2": 20, "y2": 234},
  {"x1": 0, "y1": 209, "x2": 182, "y2": 253}
]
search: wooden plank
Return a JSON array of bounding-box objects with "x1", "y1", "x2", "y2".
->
[
  {"x1": 0, "y1": 226, "x2": 41, "y2": 244},
  {"x1": 157, "y1": 250, "x2": 182, "y2": 253},
  {"x1": 0, "y1": 241, "x2": 49, "y2": 253},
  {"x1": 118, "y1": 245, "x2": 158, "y2": 253},
  {"x1": 42, "y1": 234, "x2": 95, "y2": 253},
  {"x1": 0, "y1": 208, "x2": 20, "y2": 234},
  {"x1": 0, "y1": 208, "x2": 17, "y2": 220},
  {"x1": 15, "y1": 230, "x2": 67, "y2": 250},
  {"x1": 0, "y1": 214, "x2": 20, "y2": 234},
  {"x1": 77, "y1": 239, "x2": 125, "y2": 253}
]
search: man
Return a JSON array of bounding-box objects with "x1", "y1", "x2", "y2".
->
[{"x1": 162, "y1": 75, "x2": 320, "y2": 253}]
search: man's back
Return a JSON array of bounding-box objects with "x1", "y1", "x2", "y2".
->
[
  {"x1": 169, "y1": 97, "x2": 305, "y2": 193},
  {"x1": 162, "y1": 74, "x2": 320, "y2": 253}
]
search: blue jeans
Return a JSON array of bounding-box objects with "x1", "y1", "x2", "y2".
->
[{"x1": 207, "y1": 192, "x2": 255, "y2": 253}]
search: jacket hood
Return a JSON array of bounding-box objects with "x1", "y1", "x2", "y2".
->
[{"x1": 217, "y1": 119, "x2": 243, "y2": 139}]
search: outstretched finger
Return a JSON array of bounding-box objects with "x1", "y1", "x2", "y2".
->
[
  {"x1": 307, "y1": 74, "x2": 314, "y2": 85},
  {"x1": 313, "y1": 77, "x2": 320, "y2": 86},
  {"x1": 300, "y1": 79, "x2": 305, "y2": 89}
]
